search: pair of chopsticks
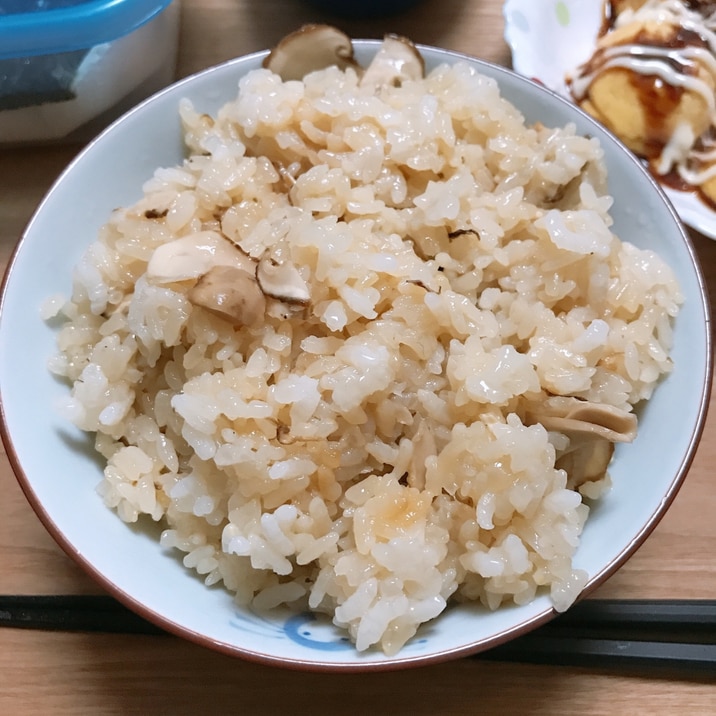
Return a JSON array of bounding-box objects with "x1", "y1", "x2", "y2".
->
[
  {"x1": 480, "y1": 599, "x2": 716, "y2": 675},
  {"x1": 1, "y1": 595, "x2": 715, "y2": 674}
]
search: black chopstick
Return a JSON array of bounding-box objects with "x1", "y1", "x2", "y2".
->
[
  {"x1": 549, "y1": 598, "x2": 716, "y2": 632},
  {"x1": 0, "y1": 594, "x2": 163, "y2": 635},
  {"x1": 479, "y1": 633, "x2": 716, "y2": 674},
  {"x1": 2, "y1": 595, "x2": 715, "y2": 674},
  {"x1": 526, "y1": 598, "x2": 716, "y2": 646},
  {"x1": 481, "y1": 599, "x2": 716, "y2": 675}
]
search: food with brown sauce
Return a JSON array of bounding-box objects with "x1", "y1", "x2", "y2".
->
[{"x1": 567, "y1": 0, "x2": 716, "y2": 207}]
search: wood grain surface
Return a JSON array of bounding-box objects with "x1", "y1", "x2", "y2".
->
[{"x1": 2, "y1": 1, "x2": 715, "y2": 713}]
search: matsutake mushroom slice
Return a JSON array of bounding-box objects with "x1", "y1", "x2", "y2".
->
[
  {"x1": 524, "y1": 395, "x2": 638, "y2": 488},
  {"x1": 359, "y1": 34, "x2": 426, "y2": 90},
  {"x1": 256, "y1": 254, "x2": 311, "y2": 305},
  {"x1": 263, "y1": 24, "x2": 359, "y2": 82},
  {"x1": 525, "y1": 395, "x2": 637, "y2": 444},
  {"x1": 556, "y1": 436, "x2": 614, "y2": 491},
  {"x1": 188, "y1": 265, "x2": 266, "y2": 327},
  {"x1": 146, "y1": 231, "x2": 255, "y2": 284}
]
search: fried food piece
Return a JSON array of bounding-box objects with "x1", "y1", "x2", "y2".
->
[{"x1": 570, "y1": 16, "x2": 714, "y2": 159}]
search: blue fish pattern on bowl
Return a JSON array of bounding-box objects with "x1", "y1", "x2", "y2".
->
[{"x1": 230, "y1": 608, "x2": 429, "y2": 653}]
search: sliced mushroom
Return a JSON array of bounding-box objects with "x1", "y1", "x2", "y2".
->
[
  {"x1": 256, "y1": 255, "x2": 311, "y2": 305},
  {"x1": 556, "y1": 436, "x2": 614, "y2": 490},
  {"x1": 263, "y1": 24, "x2": 359, "y2": 82},
  {"x1": 523, "y1": 395, "x2": 637, "y2": 488},
  {"x1": 525, "y1": 396, "x2": 637, "y2": 444},
  {"x1": 359, "y1": 34, "x2": 426, "y2": 91},
  {"x1": 188, "y1": 265, "x2": 266, "y2": 327},
  {"x1": 146, "y1": 232, "x2": 255, "y2": 284}
]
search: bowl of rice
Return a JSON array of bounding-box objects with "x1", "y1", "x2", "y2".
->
[{"x1": 0, "y1": 29, "x2": 711, "y2": 671}]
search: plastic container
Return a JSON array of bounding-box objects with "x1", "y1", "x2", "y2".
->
[{"x1": 0, "y1": 0, "x2": 180, "y2": 145}]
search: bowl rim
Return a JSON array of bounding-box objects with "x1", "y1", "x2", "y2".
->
[{"x1": 0, "y1": 41, "x2": 712, "y2": 672}]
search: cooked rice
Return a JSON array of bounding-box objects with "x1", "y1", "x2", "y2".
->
[{"x1": 46, "y1": 54, "x2": 682, "y2": 654}]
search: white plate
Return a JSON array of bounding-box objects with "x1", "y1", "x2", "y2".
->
[{"x1": 503, "y1": 0, "x2": 716, "y2": 239}]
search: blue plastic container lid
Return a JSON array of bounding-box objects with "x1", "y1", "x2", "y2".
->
[{"x1": 0, "y1": 0, "x2": 174, "y2": 60}]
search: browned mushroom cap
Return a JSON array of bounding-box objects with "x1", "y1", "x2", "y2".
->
[
  {"x1": 188, "y1": 265, "x2": 266, "y2": 327},
  {"x1": 263, "y1": 24, "x2": 359, "y2": 81},
  {"x1": 359, "y1": 34, "x2": 426, "y2": 90},
  {"x1": 525, "y1": 395, "x2": 637, "y2": 444}
]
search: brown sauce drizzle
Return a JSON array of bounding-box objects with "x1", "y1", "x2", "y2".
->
[
  {"x1": 655, "y1": 164, "x2": 694, "y2": 189},
  {"x1": 630, "y1": 73, "x2": 685, "y2": 158}
]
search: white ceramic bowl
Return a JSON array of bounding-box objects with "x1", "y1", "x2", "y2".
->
[{"x1": 0, "y1": 42, "x2": 712, "y2": 671}]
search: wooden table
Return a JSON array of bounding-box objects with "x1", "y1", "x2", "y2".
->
[{"x1": 2, "y1": 1, "x2": 716, "y2": 712}]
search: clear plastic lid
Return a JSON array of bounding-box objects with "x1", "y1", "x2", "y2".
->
[{"x1": 0, "y1": 0, "x2": 173, "y2": 59}]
